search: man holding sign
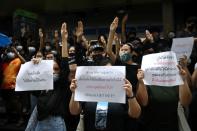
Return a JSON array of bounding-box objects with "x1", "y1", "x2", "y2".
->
[
  {"x1": 136, "y1": 51, "x2": 192, "y2": 131},
  {"x1": 69, "y1": 58, "x2": 141, "y2": 131}
]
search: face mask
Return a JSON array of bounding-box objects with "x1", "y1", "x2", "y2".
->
[
  {"x1": 45, "y1": 46, "x2": 51, "y2": 51},
  {"x1": 7, "y1": 52, "x2": 15, "y2": 59},
  {"x1": 28, "y1": 47, "x2": 36, "y2": 54},
  {"x1": 51, "y1": 50, "x2": 57, "y2": 55},
  {"x1": 120, "y1": 53, "x2": 132, "y2": 63},
  {"x1": 168, "y1": 32, "x2": 175, "y2": 39},
  {"x1": 16, "y1": 45, "x2": 23, "y2": 51},
  {"x1": 69, "y1": 52, "x2": 75, "y2": 57},
  {"x1": 92, "y1": 54, "x2": 103, "y2": 64},
  {"x1": 53, "y1": 73, "x2": 59, "y2": 82}
]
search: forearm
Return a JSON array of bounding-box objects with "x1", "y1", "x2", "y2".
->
[
  {"x1": 39, "y1": 37, "x2": 44, "y2": 51},
  {"x1": 192, "y1": 70, "x2": 197, "y2": 89},
  {"x1": 13, "y1": 49, "x2": 26, "y2": 64},
  {"x1": 184, "y1": 66, "x2": 192, "y2": 90},
  {"x1": 107, "y1": 30, "x2": 116, "y2": 64},
  {"x1": 121, "y1": 23, "x2": 126, "y2": 43},
  {"x1": 81, "y1": 35, "x2": 89, "y2": 49},
  {"x1": 136, "y1": 80, "x2": 148, "y2": 106},
  {"x1": 115, "y1": 39, "x2": 120, "y2": 58},
  {"x1": 179, "y1": 79, "x2": 192, "y2": 107},
  {"x1": 69, "y1": 93, "x2": 81, "y2": 115},
  {"x1": 55, "y1": 38, "x2": 60, "y2": 54},
  {"x1": 62, "y1": 39, "x2": 68, "y2": 58},
  {"x1": 127, "y1": 98, "x2": 141, "y2": 118}
]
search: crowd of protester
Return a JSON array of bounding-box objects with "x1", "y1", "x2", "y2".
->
[{"x1": 0, "y1": 14, "x2": 197, "y2": 131}]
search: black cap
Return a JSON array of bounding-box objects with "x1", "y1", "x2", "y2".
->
[{"x1": 90, "y1": 43, "x2": 104, "y2": 52}]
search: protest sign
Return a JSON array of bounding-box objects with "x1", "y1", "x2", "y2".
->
[
  {"x1": 75, "y1": 66, "x2": 126, "y2": 103},
  {"x1": 15, "y1": 60, "x2": 53, "y2": 91},
  {"x1": 141, "y1": 51, "x2": 183, "y2": 86},
  {"x1": 171, "y1": 37, "x2": 194, "y2": 60}
]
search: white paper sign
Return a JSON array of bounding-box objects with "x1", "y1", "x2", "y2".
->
[
  {"x1": 141, "y1": 51, "x2": 183, "y2": 86},
  {"x1": 171, "y1": 37, "x2": 194, "y2": 60},
  {"x1": 75, "y1": 66, "x2": 126, "y2": 103},
  {"x1": 15, "y1": 60, "x2": 53, "y2": 91}
]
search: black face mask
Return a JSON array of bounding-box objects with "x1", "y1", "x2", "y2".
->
[
  {"x1": 69, "y1": 53, "x2": 75, "y2": 57},
  {"x1": 187, "y1": 24, "x2": 195, "y2": 32},
  {"x1": 127, "y1": 37, "x2": 136, "y2": 42},
  {"x1": 92, "y1": 54, "x2": 103, "y2": 64}
]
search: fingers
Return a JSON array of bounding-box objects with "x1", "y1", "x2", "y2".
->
[
  {"x1": 177, "y1": 65, "x2": 186, "y2": 77},
  {"x1": 177, "y1": 65, "x2": 182, "y2": 71},
  {"x1": 31, "y1": 58, "x2": 41, "y2": 64},
  {"x1": 78, "y1": 21, "x2": 83, "y2": 28},
  {"x1": 137, "y1": 69, "x2": 144, "y2": 80},
  {"x1": 123, "y1": 82, "x2": 133, "y2": 97},
  {"x1": 124, "y1": 78, "x2": 130, "y2": 84},
  {"x1": 70, "y1": 79, "x2": 77, "y2": 93},
  {"x1": 61, "y1": 22, "x2": 67, "y2": 34}
]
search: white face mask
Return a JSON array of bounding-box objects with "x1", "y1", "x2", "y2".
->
[
  {"x1": 7, "y1": 52, "x2": 15, "y2": 59},
  {"x1": 45, "y1": 46, "x2": 51, "y2": 51},
  {"x1": 16, "y1": 45, "x2": 23, "y2": 51},
  {"x1": 28, "y1": 47, "x2": 36, "y2": 53},
  {"x1": 53, "y1": 73, "x2": 59, "y2": 82},
  {"x1": 51, "y1": 50, "x2": 57, "y2": 55}
]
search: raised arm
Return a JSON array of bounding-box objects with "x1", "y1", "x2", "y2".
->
[
  {"x1": 121, "y1": 14, "x2": 128, "y2": 43},
  {"x1": 12, "y1": 46, "x2": 26, "y2": 64},
  {"x1": 114, "y1": 33, "x2": 121, "y2": 58},
  {"x1": 106, "y1": 17, "x2": 119, "y2": 64},
  {"x1": 75, "y1": 21, "x2": 84, "y2": 43},
  {"x1": 124, "y1": 79, "x2": 141, "y2": 118},
  {"x1": 38, "y1": 28, "x2": 44, "y2": 52},
  {"x1": 178, "y1": 65, "x2": 192, "y2": 107},
  {"x1": 61, "y1": 22, "x2": 68, "y2": 58},
  {"x1": 192, "y1": 64, "x2": 197, "y2": 89},
  {"x1": 179, "y1": 56, "x2": 192, "y2": 90},
  {"x1": 69, "y1": 79, "x2": 82, "y2": 115},
  {"x1": 54, "y1": 30, "x2": 60, "y2": 54},
  {"x1": 136, "y1": 69, "x2": 149, "y2": 106}
]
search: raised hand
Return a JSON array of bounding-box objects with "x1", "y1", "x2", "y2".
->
[
  {"x1": 137, "y1": 69, "x2": 144, "y2": 80},
  {"x1": 61, "y1": 22, "x2": 68, "y2": 41},
  {"x1": 179, "y1": 55, "x2": 188, "y2": 68},
  {"x1": 177, "y1": 65, "x2": 187, "y2": 80},
  {"x1": 70, "y1": 79, "x2": 77, "y2": 94},
  {"x1": 39, "y1": 28, "x2": 43, "y2": 38},
  {"x1": 123, "y1": 79, "x2": 133, "y2": 97},
  {"x1": 122, "y1": 14, "x2": 128, "y2": 24},
  {"x1": 54, "y1": 30, "x2": 59, "y2": 38},
  {"x1": 75, "y1": 21, "x2": 84, "y2": 37},
  {"x1": 110, "y1": 17, "x2": 119, "y2": 31},
  {"x1": 145, "y1": 30, "x2": 154, "y2": 43}
]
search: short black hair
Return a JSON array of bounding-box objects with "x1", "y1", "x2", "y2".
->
[{"x1": 99, "y1": 57, "x2": 112, "y2": 66}]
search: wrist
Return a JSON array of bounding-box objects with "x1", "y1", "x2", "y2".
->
[{"x1": 127, "y1": 93, "x2": 135, "y2": 100}]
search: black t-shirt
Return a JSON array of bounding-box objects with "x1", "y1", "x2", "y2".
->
[
  {"x1": 115, "y1": 59, "x2": 139, "y2": 93},
  {"x1": 139, "y1": 85, "x2": 179, "y2": 131},
  {"x1": 82, "y1": 102, "x2": 128, "y2": 131},
  {"x1": 37, "y1": 57, "x2": 70, "y2": 121}
]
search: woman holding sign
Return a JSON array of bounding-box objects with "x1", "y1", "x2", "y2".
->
[
  {"x1": 69, "y1": 58, "x2": 141, "y2": 131},
  {"x1": 26, "y1": 22, "x2": 70, "y2": 131},
  {"x1": 136, "y1": 64, "x2": 192, "y2": 131}
]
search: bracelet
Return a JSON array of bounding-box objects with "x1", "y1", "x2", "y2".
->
[{"x1": 127, "y1": 94, "x2": 135, "y2": 100}]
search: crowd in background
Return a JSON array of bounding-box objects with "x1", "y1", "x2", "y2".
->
[{"x1": 0, "y1": 14, "x2": 197, "y2": 131}]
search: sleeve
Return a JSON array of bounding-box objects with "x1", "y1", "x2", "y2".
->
[
  {"x1": 60, "y1": 57, "x2": 70, "y2": 80},
  {"x1": 75, "y1": 42, "x2": 87, "y2": 66}
]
